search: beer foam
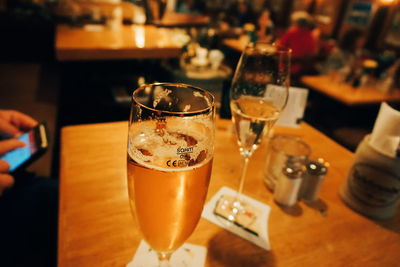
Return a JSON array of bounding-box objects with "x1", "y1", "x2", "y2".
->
[
  {"x1": 152, "y1": 87, "x2": 172, "y2": 109},
  {"x1": 193, "y1": 91, "x2": 212, "y2": 108},
  {"x1": 128, "y1": 118, "x2": 213, "y2": 172}
]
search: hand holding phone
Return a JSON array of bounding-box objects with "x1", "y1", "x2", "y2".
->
[
  {"x1": 0, "y1": 110, "x2": 41, "y2": 194},
  {"x1": 0, "y1": 139, "x2": 26, "y2": 194},
  {"x1": 0, "y1": 123, "x2": 48, "y2": 174},
  {"x1": 0, "y1": 109, "x2": 38, "y2": 138}
]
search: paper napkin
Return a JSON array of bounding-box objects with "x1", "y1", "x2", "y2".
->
[{"x1": 202, "y1": 187, "x2": 271, "y2": 250}]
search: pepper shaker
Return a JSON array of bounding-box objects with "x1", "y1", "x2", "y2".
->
[{"x1": 300, "y1": 158, "x2": 329, "y2": 202}]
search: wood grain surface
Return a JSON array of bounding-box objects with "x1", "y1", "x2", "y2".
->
[
  {"x1": 59, "y1": 119, "x2": 400, "y2": 267},
  {"x1": 154, "y1": 12, "x2": 210, "y2": 27},
  {"x1": 56, "y1": 24, "x2": 183, "y2": 61},
  {"x1": 301, "y1": 75, "x2": 400, "y2": 106}
]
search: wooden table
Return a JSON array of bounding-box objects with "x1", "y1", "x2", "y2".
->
[
  {"x1": 223, "y1": 36, "x2": 248, "y2": 53},
  {"x1": 154, "y1": 12, "x2": 210, "y2": 27},
  {"x1": 56, "y1": 24, "x2": 184, "y2": 61},
  {"x1": 302, "y1": 75, "x2": 400, "y2": 106},
  {"x1": 59, "y1": 119, "x2": 400, "y2": 267}
]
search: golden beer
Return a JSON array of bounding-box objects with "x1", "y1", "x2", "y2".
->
[
  {"x1": 127, "y1": 118, "x2": 213, "y2": 253},
  {"x1": 127, "y1": 158, "x2": 212, "y2": 252}
]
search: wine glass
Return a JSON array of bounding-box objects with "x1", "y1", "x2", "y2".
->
[
  {"x1": 127, "y1": 83, "x2": 215, "y2": 266},
  {"x1": 218, "y1": 42, "x2": 290, "y2": 224}
]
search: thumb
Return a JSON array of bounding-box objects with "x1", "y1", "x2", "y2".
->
[
  {"x1": 0, "y1": 118, "x2": 21, "y2": 137},
  {"x1": 0, "y1": 173, "x2": 14, "y2": 196},
  {"x1": 0, "y1": 139, "x2": 26, "y2": 156}
]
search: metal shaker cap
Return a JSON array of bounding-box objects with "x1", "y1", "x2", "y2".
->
[
  {"x1": 283, "y1": 165, "x2": 305, "y2": 179},
  {"x1": 306, "y1": 158, "x2": 329, "y2": 176}
]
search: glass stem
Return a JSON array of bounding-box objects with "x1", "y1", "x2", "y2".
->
[
  {"x1": 158, "y1": 252, "x2": 172, "y2": 267},
  {"x1": 236, "y1": 155, "x2": 250, "y2": 204}
]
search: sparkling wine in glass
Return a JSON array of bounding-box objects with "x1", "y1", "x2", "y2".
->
[
  {"x1": 127, "y1": 83, "x2": 215, "y2": 266},
  {"x1": 218, "y1": 42, "x2": 290, "y2": 224}
]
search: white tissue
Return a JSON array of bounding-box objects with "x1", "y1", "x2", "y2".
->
[
  {"x1": 209, "y1": 49, "x2": 224, "y2": 70},
  {"x1": 369, "y1": 102, "x2": 400, "y2": 158},
  {"x1": 191, "y1": 47, "x2": 209, "y2": 67}
]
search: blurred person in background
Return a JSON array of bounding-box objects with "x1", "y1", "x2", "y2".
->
[
  {"x1": 256, "y1": 9, "x2": 274, "y2": 42},
  {"x1": 176, "y1": 0, "x2": 205, "y2": 14},
  {"x1": 227, "y1": 0, "x2": 255, "y2": 28},
  {"x1": 0, "y1": 110, "x2": 58, "y2": 267},
  {"x1": 321, "y1": 28, "x2": 365, "y2": 74},
  {"x1": 278, "y1": 11, "x2": 316, "y2": 80}
]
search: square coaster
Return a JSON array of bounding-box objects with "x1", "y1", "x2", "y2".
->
[
  {"x1": 127, "y1": 240, "x2": 207, "y2": 267},
  {"x1": 202, "y1": 186, "x2": 271, "y2": 250}
]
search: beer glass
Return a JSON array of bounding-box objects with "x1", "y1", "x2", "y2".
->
[
  {"x1": 127, "y1": 83, "x2": 215, "y2": 266},
  {"x1": 218, "y1": 42, "x2": 290, "y2": 223}
]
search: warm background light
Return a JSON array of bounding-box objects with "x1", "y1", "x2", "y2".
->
[{"x1": 380, "y1": 0, "x2": 396, "y2": 5}]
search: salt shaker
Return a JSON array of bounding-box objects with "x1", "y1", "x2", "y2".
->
[
  {"x1": 274, "y1": 164, "x2": 304, "y2": 207},
  {"x1": 300, "y1": 158, "x2": 329, "y2": 202}
]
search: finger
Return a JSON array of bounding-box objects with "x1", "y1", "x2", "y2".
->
[
  {"x1": 0, "y1": 139, "x2": 26, "y2": 155},
  {"x1": 0, "y1": 160, "x2": 10, "y2": 172},
  {"x1": 0, "y1": 118, "x2": 21, "y2": 137},
  {"x1": 0, "y1": 174, "x2": 14, "y2": 195},
  {"x1": 10, "y1": 111, "x2": 38, "y2": 131}
]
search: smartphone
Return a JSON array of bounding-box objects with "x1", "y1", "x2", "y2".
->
[{"x1": 0, "y1": 123, "x2": 48, "y2": 173}]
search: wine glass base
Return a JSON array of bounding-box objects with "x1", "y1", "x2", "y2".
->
[{"x1": 127, "y1": 240, "x2": 207, "y2": 267}]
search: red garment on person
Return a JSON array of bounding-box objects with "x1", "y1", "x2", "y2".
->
[{"x1": 279, "y1": 27, "x2": 316, "y2": 74}]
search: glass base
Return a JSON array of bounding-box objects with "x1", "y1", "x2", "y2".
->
[
  {"x1": 127, "y1": 240, "x2": 207, "y2": 267},
  {"x1": 157, "y1": 252, "x2": 172, "y2": 267}
]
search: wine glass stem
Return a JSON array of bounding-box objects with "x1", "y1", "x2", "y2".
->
[
  {"x1": 236, "y1": 156, "x2": 250, "y2": 204},
  {"x1": 158, "y1": 252, "x2": 171, "y2": 267}
]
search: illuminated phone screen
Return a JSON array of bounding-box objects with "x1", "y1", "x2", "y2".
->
[{"x1": 1, "y1": 131, "x2": 37, "y2": 172}]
